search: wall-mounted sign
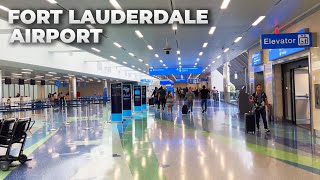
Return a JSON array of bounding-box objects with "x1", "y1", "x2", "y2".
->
[
  {"x1": 133, "y1": 85, "x2": 142, "y2": 112},
  {"x1": 261, "y1": 32, "x2": 312, "y2": 49},
  {"x1": 188, "y1": 78, "x2": 200, "y2": 84},
  {"x1": 111, "y1": 83, "x2": 123, "y2": 122},
  {"x1": 55, "y1": 81, "x2": 60, "y2": 87},
  {"x1": 252, "y1": 51, "x2": 262, "y2": 66},
  {"x1": 122, "y1": 84, "x2": 132, "y2": 117},
  {"x1": 149, "y1": 67, "x2": 203, "y2": 75},
  {"x1": 268, "y1": 29, "x2": 309, "y2": 61}
]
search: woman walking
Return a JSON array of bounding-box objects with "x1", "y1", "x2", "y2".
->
[{"x1": 166, "y1": 91, "x2": 175, "y2": 115}]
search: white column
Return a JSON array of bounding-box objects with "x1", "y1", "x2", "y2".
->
[
  {"x1": 223, "y1": 62, "x2": 231, "y2": 102},
  {"x1": 103, "y1": 80, "x2": 108, "y2": 97},
  {"x1": 70, "y1": 77, "x2": 77, "y2": 99},
  {"x1": 0, "y1": 70, "x2": 2, "y2": 104}
]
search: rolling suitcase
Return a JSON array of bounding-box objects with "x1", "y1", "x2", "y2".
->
[
  {"x1": 149, "y1": 98, "x2": 154, "y2": 106},
  {"x1": 245, "y1": 112, "x2": 255, "y2": 134},
  {"x1": 182, "y1": 105, "x2": 188, "y2": 114}
]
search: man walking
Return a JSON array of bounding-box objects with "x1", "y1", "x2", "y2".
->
[
  {"x1": 200, "y1": 85, "x2": 210, "y2": 113},
  {"x1": 250, "y1": 84, "x2": 270, "y2": 133},
  {"x1": 185, "y1": 87, "x2": 195, "y2": 114}
]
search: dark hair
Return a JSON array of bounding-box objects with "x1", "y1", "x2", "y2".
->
[
  {"x1": 202, "y1": 85, "x2": 206, "y2": 89},
  {"x1": 256, "y1": 84, "x2": 262, "y2": 87}
]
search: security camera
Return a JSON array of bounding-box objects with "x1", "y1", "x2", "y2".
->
[{"x1": 163, "y1": 38, "x2": 171, "y2": 55}]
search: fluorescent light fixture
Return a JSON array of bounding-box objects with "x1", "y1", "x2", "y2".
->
[
  {"x1": 235, "y1": 72, "x2": 238, "y2": 79},
  {"x1": 35, "y1": 76, "x2": 44, "y2": 78},
  {"x1": 139, "y1": 59, "x2": 143, "y2": 62},
  {"x1": 0, "y1": 5, "x2": 10, "y2": 11},
  {"x1": 91, "y1": 47, "x2": 100, "y2": 52},
  {"x1": 203, "y1": 42, "x2": 208, "y2": 48},
  {"x1": 179, "y1": 62, "x2": 181, "y2": 65},
  {"x1": 46, "y1": 74, "x2": 53, "y2": 77},
  {"x1": 47, "y1": 0, "x2": 57, "y2": 4},
  {"x1": 178, "y1": 57, "x2": 181, "y2": 61},
  {"x1": 163, "y1": 64, "x2": 166, "y2": 66},
  {"x1": 217, "y1": 55, "x2": 221, "y2": 59},
  {"x1": 86, "y1": 25, "x2": 95, "y2": 29},
  {"x1": 147, "y1": 45, "x2": 153, "y2": 50},
  {"x1": 48, "y1": 72, "x2": 57, "y2": 74},
  {"x1": 128, "y1": 52, "x2": 134, "y2": 56},
  {"x1": 179, "y1": 65, "x2": 182, "y2": 68},
  {"x1": 135, "y1": 30, "x2": 144, "y2": 38},
  {"x1": 12, "y1": 73, "x2": 22, "y2": 76},
  {"x1": 21, "y1": 72, "x2": 32, "y2": 74},
  {"x1": 138, "y1": 68, "x2": 141, "y2": 70},
  {"x1": 123, "y1": 61, "x2": 127, "y2": 64},
  {"x1": 155, "y1": 54, "x2": 159, "y2": 58},
  {"x1": 113, "y1": 42, "x2": 122, "y2": 48},
  {"x1": 234, "y1": 37, "x2": 243, "y2": 43},
  {"x1": 209, "y1": 26, "x2": 216, "y2": 35},
  {"x1": 208, "y1": 64, "x2": 211, "y2": 67},
  {"x1": 54, "y1": 77, "x2": 61, "y2": 79},
  {"x1": 195, "y1": 63, "x2": 198, "y2": 65},
  {"x1": 145, "y1": 64, "x2": 149, "y2": 66},
  {"x1": 159, "y1": 60, "x2": 163, "y2": 63},
  {"x1": 199, "y1": 52, "x2": 203, "y2": 56},
  {"x1": 220, "y1": 0, "x2": 231, "y2": 9},
  {"x1": 131, "y1": 65, "x2": 135, "y2": 68},
  {"x1": 252, "y1": 16, "x2": 266, "y2": 26},
  {"x1": 196, "y1": 58, "x2": 200, "y2": 62},
  {"x1": 177, "y1": 50, "x2": 180, "y2": 55},
  {"x1": 212, "y1": 61, "x2": 215, "y2": 63},
  {"x1": 143, "y1": 71, "x2": 146, "y2": 73},
  {"x1": 223, "y1": 48, "x2": 229, "y2": 53},
  {"x1": 82, "y1": 76, "x2": 87, "y2": 78},
  {"x1": 150, "y1": 66, "x2": 154, "y2": 69},
  {"x1": 21, "y1": 69, "x2": 33, "y2": 72},
  {"x1": 63, "y1": 76, "x2": 69, "y2": 78},
  {"x1": 110, "y1": 56, "x2": 117, "y2": 59},
  {"x1": 109, "y1": 0, "x2": 122, "y2": 10},
  {"x1": 172, "y1": 23, "x2": 178, "y2": 30}
]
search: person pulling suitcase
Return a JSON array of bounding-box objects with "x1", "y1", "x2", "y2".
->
[{"x1": 250, "y1": 84, "x2": 270, "y2": 133}]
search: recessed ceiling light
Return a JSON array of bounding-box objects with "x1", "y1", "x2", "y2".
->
[
  {"x1": 159, "y1": 60, "x2": 163, "y2": 63},
  {"x1": 135, "y1": 30, "x2": 144, "y2": 38},
  {"x1": 212, "y1": 61, "x2": 215, "y2": 63},
  {"x1": 110, "y1": 56, "x2": 117, "y2": 59},
  {"x1": 47, "y1": 0, "x2": 57, "y2": 4},
  {"x1": 109, "y1": 0, "x2": 122, "y2": 10},
  {"x1": 177, "y1": 50, "x2": 180, "y2": 55},
  {"x1": 195, "y1": 63, "x2": 198, "y2": 65},
  {"x1": 179, "y1": 65, "x2": 182, "y2": 68},
  {"x1": 131, "y1": 65, "x2": 135, "y2": 68},
  {"x1": 113, "y1": 42, "x2": 122, "y2": 48},
  {"x1": 128, "y1": 52, "x2": 134, "y2": 56},
  {"x1": 48, "y1": 72, "x2": 57, "y2": 74},
  {"x1": 0, "y1": 5, "x2": 10, "y2": 11},
  {"x1": 163, "y1": 64, "x2": 166, "y2": 66},
  {"x1": 172, "y1": 23, "x2": 178, "y2": 30},
  {"x1": 143, "y1": 71, "x2": 146, "y2": 73},
  {"x1": 150, "y1": 66, "x2": 154, "y2": 69},
  {"x1": 12, "y1": 73, "x2": 22, "y2": 76},
  {"x1": 155, "y1": 54, "x2": 159, "y2": 58},
  {"x1": 234, "y1": 37, "x2": 243, "y2": 43},
  {"x1": 91, "y1": 47, "x2": 100, "y2": 52},
  {"x1": 21, "y1": 71, "x2": 32, "y2": 74},
  {"x1": 147, "y1": 45, "x2": 153, "y2": 50},
  {"x1": 123, "y1": 61, "x2": 127, "y2": 64},
  {"x1": 224, "y1": 48, "x2": 229, "y2": 53},
  {"x1": 196, "y1": 58, "x2": 200, "y2": 62},
  {"x1": 21, "y1": 69, "x2": 33, "y2": 72},
  {"x1": 145, "y1": 64, "x2": 149, "y2": 66},
  {"x1": 217, "y1": 55, "x2": 221, "y2": 59},
  {"x1": 209, "y1": 26, "x2": 216, "y2": 35},
  {"x1": 220, "y1": 0, "x2": 231, "y2": 9},
  {"x1": 203, "y1": 42, "x2": 208, "y2": 48},
  {"x1": 252, "y1": 16, "x2": 266, "y2": 26},
  {"x1": 178, "y1": 57, "x2": 181, "y2": 61},
  {"x1": 199, "y1": 52, "x2": 203, "y2": 56},
  {"x1": 208, "y1": 64, "x2": 211, "y2": 67},
  {"x1": 139, "y1": 59, "x2": 143, "y2": 62},
  {"x1": 179, "y1": 62, "x2": 181, "y2": 65},
  {"x1": 46, "y1": 74, "x2": 53, "y2": 77},
  {"x1": 86, "y1": 25, "x2": 95, "y2": 29},
  {"x1": 138, "y1": 68, "x2": 141, "y2": 70}
]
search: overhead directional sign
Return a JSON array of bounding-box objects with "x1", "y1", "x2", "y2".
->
[
  {"x1": 261, "y1": 32, "x2": 313, "y2": 49},
  {"x1": 252, "y1": 51, "x2": 262, "y2": 66},
  {"x1": 149, "y1": 67, "x2": 203, "y2": 75},
  {"x1": 174, "y1": 79, "x2": 188, "y2": 83}
]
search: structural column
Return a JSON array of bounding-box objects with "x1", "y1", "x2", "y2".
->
[
  {"x1": 70, "y1": 77, "x2": 77, "y2": 99},
  {"x1": 0, "y1": 70, "x2": 2, "y2": 104},
  {"x1": 223, "y1": 62, "x2": 231, "y2": 102}
]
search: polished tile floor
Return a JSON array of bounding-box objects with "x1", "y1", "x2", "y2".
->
[{"x1": 0, "y1": 100, "x2": 319, "y2": 180}]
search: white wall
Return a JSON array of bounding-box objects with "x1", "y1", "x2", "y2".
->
[{"x1": 210, "y1": 70, "x2": 224, "y2": 92}]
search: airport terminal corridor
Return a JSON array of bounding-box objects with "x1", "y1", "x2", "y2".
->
[{"x1": 0, "y1": 101, "x2": 319, "y2": 180}]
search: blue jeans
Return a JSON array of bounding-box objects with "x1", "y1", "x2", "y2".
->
[{"x1": 201, "y1": 99, "x2": 207, "y2": 112}]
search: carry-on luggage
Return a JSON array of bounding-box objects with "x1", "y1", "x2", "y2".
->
[
  {"x1": 182, "y1": 105, "x2": 188, "y2": 114},
  {"x1": 149, "y1": 98, "x2": 154, "y2": 106},
  {"x1": 245, "y1": 112, "x2": 255, "y2": 134}
]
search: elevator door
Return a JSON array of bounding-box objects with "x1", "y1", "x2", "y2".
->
[{"x1": 293, "y1": 67, "x2": 310, "y2": 128}]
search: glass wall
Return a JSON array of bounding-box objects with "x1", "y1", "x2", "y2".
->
[{"x1": 2, "y1": 83, "x2": 56, "y2": 100}]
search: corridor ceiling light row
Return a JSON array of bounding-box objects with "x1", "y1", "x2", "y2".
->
[
  {"x1": 91, "y1": 47, "x2": 101, "y2": 52},
  {"x1": 135, "y1": 30, "x2": 144, "y2": 38},
  {"x1": 220, "y1": 0, "x2": 231, "y2": 9},
  {"x1": 234, "y1": 37, "x2": 242, "y2": 43},
  {"x1": 208, "y1": 26, "x2": 216, "y2": 35},
  {"x1": 252, "y1": 16, "x2": 266, "y2": 26}
]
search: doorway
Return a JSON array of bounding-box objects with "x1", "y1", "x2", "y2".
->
[
  {"x1": 254, "y1": 71, "x2": 265, "y2": 90},
  {"x1": 282, "y1": 59, "x2": 311, "y2": 129}
]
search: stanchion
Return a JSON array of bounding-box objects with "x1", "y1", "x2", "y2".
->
[
  {"x1": 50, "y1": 106, "x2": 56, "y2": 131},
  {"x1": 83, "y1": 103, "x2": 91, "y2": 130}
]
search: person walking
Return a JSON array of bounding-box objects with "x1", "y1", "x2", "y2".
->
[
  {"x1": 166, "y1": 91, "x2": 175, "y2": 115},
  {"x1": 200, "y1": 85, "x2": 210, "y2": 113},
  {"x1": 185, "y1": 87, "x2": 195, "y2": 114},
  {"x1": 158, "y1": 87, "x2": 167, "y2": 111},
  {"x1": 250, "y1": 84, "x2": 270, "y2": 133},
  {"x1": 151, "y1": 87, "x2": 158, "y2": 107}
]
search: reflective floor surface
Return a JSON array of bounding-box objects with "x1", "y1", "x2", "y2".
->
[{"x1": 0, "y1": 100, "x2": 320, "y2": 180}]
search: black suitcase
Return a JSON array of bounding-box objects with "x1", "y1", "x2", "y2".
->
[
  {"x1": 182, "y1": 105, "x2": 188, "y2": 114},
  {"x1": 149, "y1": 98, "x2": 154, "y2": 105},
  {"x1": 245, "y1": 112, "x2": 255, "y2": 134}
]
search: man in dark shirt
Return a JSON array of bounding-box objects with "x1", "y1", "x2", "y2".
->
[
  {"x1": 250, "y1": 84, "x2": 270, "y2": 133},
  {"x1": 200, "y1": 85, "x2": 210, "y2": 113}
]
